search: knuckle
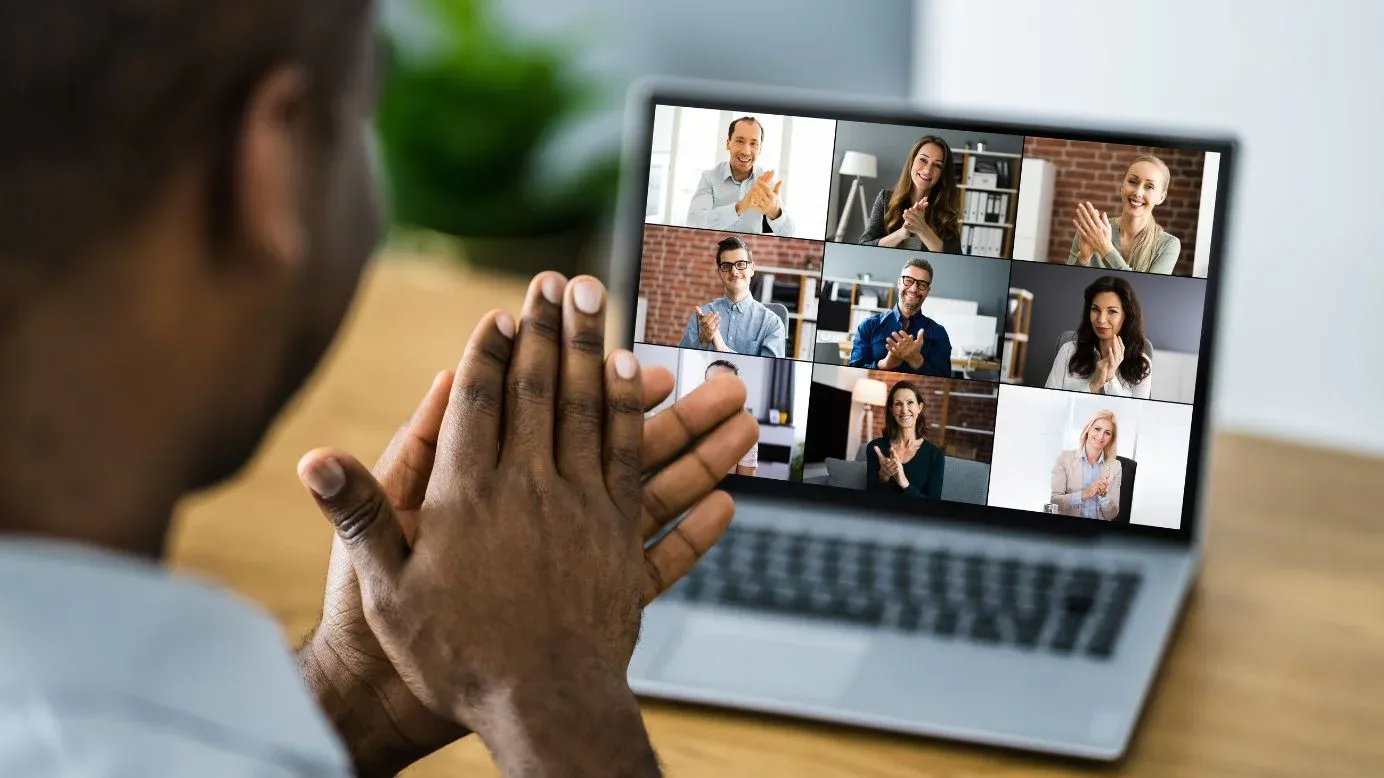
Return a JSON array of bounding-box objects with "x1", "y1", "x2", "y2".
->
[
  {"x1": 333, "y1": 492, "x2": 389, "y2": 544},
  {"x1": 508, "y1": 373, "x2": 555, "y2": 405},
  {"x1": 566, "y1": 328, "x2": 605, "y2": 357},
  {"x1": 605, "y1": 443, "x2": 643, "y2": 481},
  {"x1": 559, "y1": 393, "x2": 603, "y2": 430},
  {"x1": 520, "y1": 312, "x2": 561, "y2": 344},
  {"x1": 457, "y1": 380, "x2": 503, "y2": 421},
  {"x1": 605, "y1": 391, "x2": 645, "y2": 418}
]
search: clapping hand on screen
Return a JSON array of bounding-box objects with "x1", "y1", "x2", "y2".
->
[
  {"x1": 738, "y1": 170, "x2": 783, "y2": 219},
  {"x1": 901, "y1": 197, "x2": 929, "y2": 237},
  {"x1": 695, "y1": 307, "x2": 721, "y2": 347},
  {"x1": 1073, "y1": 201, "x2": 1115, "y2": 258},
  {"x1": 1090, "y1": 336, "x2": 1124, "y2": 391},
  {"x1": 873, "y1": 445, "x2": 902, "y2": 484}
]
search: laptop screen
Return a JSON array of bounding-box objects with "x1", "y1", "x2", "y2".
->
[{"x1": 625, "y1": 93, "x2": 1230, "y2": 534}]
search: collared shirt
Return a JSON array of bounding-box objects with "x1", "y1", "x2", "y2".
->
[
  {"x1": 1072, "y1": 451, "x2": 1115, "y2": 519},
  {"x1": 0, "y1": 537, "x2": 350, "y2": 777},
  {"x1": 849, "y1": 306, "x2": 952, "y2": 376},
  {"x1": 685, "y1": 162, "x2": 795, "y2": 236},
  {"x1": 678, "y1": 295, "x2": 786, "y2": 358}
]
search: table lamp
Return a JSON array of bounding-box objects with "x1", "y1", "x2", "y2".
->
[
  {"x1": 833, "y1": 151, "x2": 878, "y2": 241},
  {"x1": 851, "y1": 377, "x2": 888, "y2": 445}
]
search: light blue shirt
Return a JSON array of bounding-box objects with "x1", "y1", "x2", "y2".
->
[
  {"x1": 678, "y1": 295, "x2": 786, "y2": 358},
  {"x1": 1072, "y1": 452, "x2": 1115, "y2": 519},
  {"x1": 0, "y1": 537, "x2": 350, "y2": 777},
  {"x1": 685, "y1": 162, "x2": 795, "y2": 236}
]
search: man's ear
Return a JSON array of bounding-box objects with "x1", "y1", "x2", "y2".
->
[{"x1": 236, "y1": 67, "x2": 309, "y2": 270}]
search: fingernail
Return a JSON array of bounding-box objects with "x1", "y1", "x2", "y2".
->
[
  {"x1": 496, "y1": 311, "x2": 515, "y2": 338},
  {"x1": 541, "y1": 274, "x2": 565, "y2": 305},
  {"x1": 303, "y1": 458, "x2": 345, "y2": 499},
  {"x1": 615, "y1": 351, "x2": 638, "y2": 380},
  {"x1": 573, "y1": 279, "x2": 603, "y2": 315}
]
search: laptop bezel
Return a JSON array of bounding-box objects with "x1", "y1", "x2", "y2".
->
[{"x1": 608, "y1": 76, "x2": 1236, "y2": 548}]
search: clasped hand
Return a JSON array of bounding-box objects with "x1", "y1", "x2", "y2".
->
[
  {"x1": 297, "y1": 272, "x2": 757, "y2": 771},
  {"x1": 737, "y1": 170, "x2": 783, "y2": 218},
  {"x1": 1072, "y1": 201, "x2": 1114, "y2": 262},
  {"x1": 695, "y1": 306, "x2": 722, "y2": 347},
  {"x1": 1083, "y1": 474, "x2": 1111, "y2": 501},
  {"x1": 1091, "y1": 336, "x2": 1125, "y2": 389},
  {"x1": 882, "y1": 328, "x2": 924, "y2": 369},
  {"x1": 901, "y1": 197, "x2": 929, "y2": 237}
]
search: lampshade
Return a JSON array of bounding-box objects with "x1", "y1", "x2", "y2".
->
[
  {"x1": 851, "y1": 378, "x2": 888, "y2": 407},
  {"x1": 838, "y1": 150, "x2": 878, "y2": 178}
]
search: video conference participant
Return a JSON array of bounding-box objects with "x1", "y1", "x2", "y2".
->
[
  {"x1": 865, "y1": 381, "x2": 945, "y2": 499},
  {"x1": 1068, "y1": 155, "x2": 1182, "y2": 274},
  {"x1": 685, "y1": 116, "x2": 795, "y2": 236},
  {"x1": 678, "y1": 236, "x2": 787, "y2": 358},
  {"x1": 848, "y1": 258, "x2": 953, "y2": 376},
  {"x1": 1044, "y1": 275, "x2": 1153, "y2": 398},
  {"x1": 857, "y1": 135, "x2": 963, "y2": 254},
  {"x1": 706, "y1": 360, "x2": 758, "y2": 476},
  {"x1": 1049, "y1": 409, "x2": 1124, "y2": 520}
]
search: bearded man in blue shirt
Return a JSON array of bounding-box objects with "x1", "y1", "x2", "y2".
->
[{"x1": 849, "y1": 257, "x2": 954, "y2": 376}]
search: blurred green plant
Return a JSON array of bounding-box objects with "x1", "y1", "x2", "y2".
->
[{"x1": 374, "y1": 0, "x2": 621, "y2": 243}]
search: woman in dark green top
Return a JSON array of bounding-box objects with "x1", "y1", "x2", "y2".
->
[
  {"x1": 866, "y1": 380, "x2": 945, "y2": 499},
  {"x1": 857, "y1": 135, "x2": 963, "y2": 254}
]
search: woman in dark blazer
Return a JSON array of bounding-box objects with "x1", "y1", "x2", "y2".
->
[
  {"x1": 857, "y1": 135, "x2": 963, "y2": 254},
  {"x1": 865, "y1": 380, "x2": 945, "y2": 499}
]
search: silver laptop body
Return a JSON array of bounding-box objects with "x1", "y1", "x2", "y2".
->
[{"x1": 609, "y1": 77, "x2": 1233, "y2": 761}]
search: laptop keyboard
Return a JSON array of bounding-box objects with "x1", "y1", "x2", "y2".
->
[{"x1": 668, "y1": 525, "x2": 1142, "y2": 660}]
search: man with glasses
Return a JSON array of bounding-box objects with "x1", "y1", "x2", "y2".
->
[
  {"x1": 849, "y1": 258, "x2": 953, "y2": 376},
  {"x1": 685, "y1": 116, "x2": 794, "y2": 236},
  {"x1": 679, "y1": 236, "x2": 787, "y2": 358}
]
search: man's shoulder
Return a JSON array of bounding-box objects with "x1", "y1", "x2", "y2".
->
[{"x1": 703, "y1": 161, "x2": 731, "y2": 180}]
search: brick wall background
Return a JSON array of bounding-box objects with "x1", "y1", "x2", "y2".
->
[
  {"x1": 638, "y1": 225, "x2": 824, "y2": 348},
  {"x1": 1023, "y1": 138, "x2": 1204, "y2": 276},
  {"x1": 864, "y1": 371, "x2": 998, "y2": 464}
]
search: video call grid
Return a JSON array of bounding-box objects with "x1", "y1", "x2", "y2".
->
[{"x1": 633, "y1": 104, "x2": 1220, "y2": 527}]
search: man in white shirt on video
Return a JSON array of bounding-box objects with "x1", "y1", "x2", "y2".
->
[{"x1": 685, "y1": 116, "x2": 795, "y2": 236}]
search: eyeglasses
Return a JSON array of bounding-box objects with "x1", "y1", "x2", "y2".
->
[
  {"x1": 899, "y1": 276, "x2": 931, "y2": 290},
  {"x1": 718, "y1": 260, "x2": 753, "y2": 273}
]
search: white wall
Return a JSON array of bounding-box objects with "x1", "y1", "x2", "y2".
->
[
  {"x1": 988, "y1": 386, "x2": 1191, "y2": 528},
  {"x1": 914, "y1": 0, "x2": 1384, "y2": 456}
]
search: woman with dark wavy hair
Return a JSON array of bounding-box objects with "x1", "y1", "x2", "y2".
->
[
  {"x1": 865, "y1": 381, "x2": 945, "y2": 499},
  {"x1": 856, "y1": 135, "x2": 963, "y2": 254},
  {"x1": 1044, "y1": 276, "x2": 1153, "y2": 398}
]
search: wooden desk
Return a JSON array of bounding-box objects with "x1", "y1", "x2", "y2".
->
[{"x1": 169, "y1": 255, "x2": 1384, "y2": 777}]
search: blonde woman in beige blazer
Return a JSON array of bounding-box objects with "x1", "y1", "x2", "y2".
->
[{"x1": 1049, "y1": 409, "x2": 1123, "y2": 521}]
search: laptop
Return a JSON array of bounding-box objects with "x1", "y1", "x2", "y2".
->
[{"x1": 608, "y1": 76, "x2": 1235, "y2": 761}]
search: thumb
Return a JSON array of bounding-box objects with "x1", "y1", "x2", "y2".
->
[
  {"x1": 772, "y1": 181, "x2": 783, "y2": 195},
  {"x1": 873, "y1": 445, "x2": 884, "y2": 461},
  {"x1": 298, "y1": 449, "x2": 408, "y2": 593}
]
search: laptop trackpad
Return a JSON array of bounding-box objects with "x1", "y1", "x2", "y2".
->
[{"x1": 658, "y1": 613, "x2": 867, "y2": 702}]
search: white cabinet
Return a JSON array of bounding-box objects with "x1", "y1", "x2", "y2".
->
[{"x1": 1013, "y1": 157, "x2": 1056, "y2": 262}]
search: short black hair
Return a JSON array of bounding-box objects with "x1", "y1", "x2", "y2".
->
[
  {"x1": 726, "y1": 116, "x2": 764, "y2": 141},
  {"x1": 0, "y1": 0, "x2": 370, "y2": 271},
  {"x1": 705, "y1": 359, "x2": 740, "y2": 377},
  {"x1": 714, "y1": 235, "x2": 752, "y2": 265}
]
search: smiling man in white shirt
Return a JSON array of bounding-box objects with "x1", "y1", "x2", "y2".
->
[{"x1": 685, "y1": 115, "x2": 796, "y2": 236}]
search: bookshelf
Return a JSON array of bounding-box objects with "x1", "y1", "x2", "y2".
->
[
  {"x1": 951, "y1": 148, "x2": 1023, "y2": 258},
  {"x1": 752, "y1": 266, "x2": 820, "y2": 361},
  {"x1": 1002, "y1": 288, "x2": 1033, "y2": 383}
]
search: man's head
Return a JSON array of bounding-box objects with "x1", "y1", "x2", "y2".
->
[
  {"x1": 897, "y1": 258, "x2": 933, "y2": 315},
  {"x1": 704, "y1": 359, "x2": 740, "y2": 381},
  {"x1": 714, "y1": 236, "x2": 754, "y2": 299},
  {"x1": 725, "y1": 116, "x2": 764, "y2": 179},
  {"x1": 1, "y1": 0, "x2": 383, "y2": 550}
]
